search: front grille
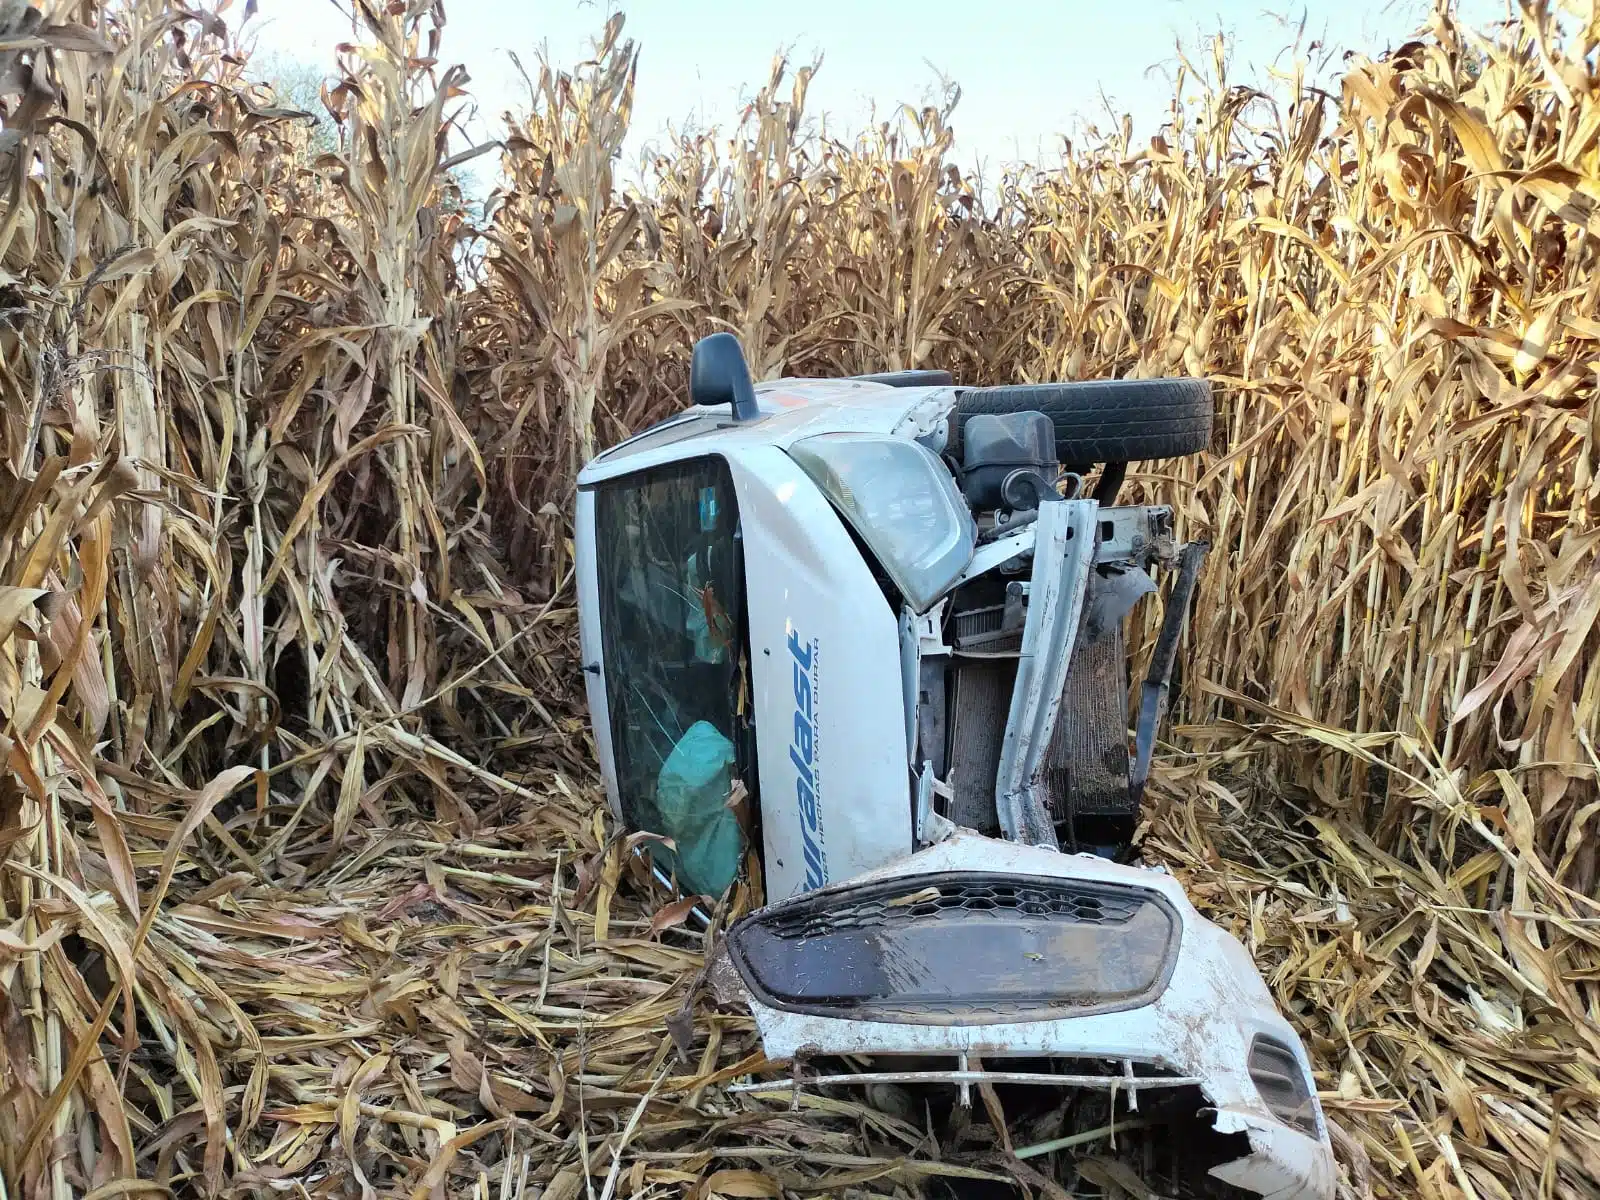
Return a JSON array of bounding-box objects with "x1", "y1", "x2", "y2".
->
[
  {"x1": 728, "y1": 871, "x2": 1179, "y2": 1022},
  {"x1": 761, "y1": 876, "x2": 1151, "y2": 938}
]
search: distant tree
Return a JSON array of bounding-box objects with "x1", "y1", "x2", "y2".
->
[{"x1": 249, "y1": 51, "x2": 337, "y2": 156}]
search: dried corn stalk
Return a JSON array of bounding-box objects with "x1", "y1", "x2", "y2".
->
[{"x1": 0, "y1": 1, "x2": 1595, "y2": 1198}]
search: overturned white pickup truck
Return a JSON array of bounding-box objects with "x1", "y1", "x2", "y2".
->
[{"x1": 575, "y1": 334, "x2": 1335, "y2": 1198}]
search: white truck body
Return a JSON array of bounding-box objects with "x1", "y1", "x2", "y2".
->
[
  {"x1": 574, "y1": 353, "x2": 1337, "y2": 1199},
  {"x1": 579, "y1": 379, "x2": 941, "y2": 898}
]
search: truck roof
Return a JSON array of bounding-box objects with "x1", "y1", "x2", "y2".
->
[{"x1": 576, "y1": 377, "x2": 953, "y2": 485}]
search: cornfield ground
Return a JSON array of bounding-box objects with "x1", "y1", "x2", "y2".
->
[{"x1": 0, "y1": 0, "x2": 1596, "y2": 1196}]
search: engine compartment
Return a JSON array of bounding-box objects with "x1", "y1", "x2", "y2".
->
[{"x1": 913, "y1": 405, "x2": 1188, "y2": 857}]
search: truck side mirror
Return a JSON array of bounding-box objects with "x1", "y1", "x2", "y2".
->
[{"x1": 690, "y1": 332, "x2": 760, "y2": 422}]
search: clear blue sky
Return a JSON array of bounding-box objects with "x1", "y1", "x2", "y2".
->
[{"x1": 236, "y1": 0, "x2": 1507, "y2": 183}]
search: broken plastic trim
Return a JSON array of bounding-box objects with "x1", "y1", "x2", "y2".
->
[
  {"x1": 1247, "y1": 1034, "x2": 1321, "y2": 1137},
  {"x1": 712, "y1": 836, "x2": 1339, "y2": 1200}
]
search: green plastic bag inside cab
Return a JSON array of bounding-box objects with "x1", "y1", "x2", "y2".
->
[{"x1": 655, "y1": 720, "x2": 741, "y2": 898}]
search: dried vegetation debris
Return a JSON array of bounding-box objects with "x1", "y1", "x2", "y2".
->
[{"x1": 0, "y1": 0, "x2": 1597, "y2": 1196}]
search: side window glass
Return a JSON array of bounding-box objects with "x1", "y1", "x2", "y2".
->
[{"x1": 594, "y1": 458, "x2": 745, "y2": 896}]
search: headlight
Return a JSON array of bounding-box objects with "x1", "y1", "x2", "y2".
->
[
  {"x1": 725, "y1": 873, "x2": 1178, "y2": 1024},
  {"x1": 789, "y1": 434, "x2": 975, "y2": 612},
  {"x1": 1248, "y1": 1035, "x2": 1320, "y2": 1136}
]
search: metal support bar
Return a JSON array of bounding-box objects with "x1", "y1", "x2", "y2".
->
[
  {"x1": 1092, "y1": 461, "x2": 1127, "y2": 506},
  {"x1": 1130, "y1": 540, "x2": 1209, "y2": 801},
  {"x1": 729, "y1": 1070, "x2": 1204, "y2": 1095},
  {"x1": 995, "y1": 499, "x2": 1098, "y2": 850}
]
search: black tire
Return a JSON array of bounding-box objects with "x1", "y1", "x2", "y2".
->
[{"x1": 951, "y1": 378, "x2": 1213, "y2": 465}]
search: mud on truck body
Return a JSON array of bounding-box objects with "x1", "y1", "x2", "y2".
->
[{"x1": 574, "y1": 334, "x2": 1336, "y2": 1199}]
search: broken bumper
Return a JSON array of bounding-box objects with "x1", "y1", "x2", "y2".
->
[{"x1": 710, "y1": 834, "x2": 1336, "y2": 1200}]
